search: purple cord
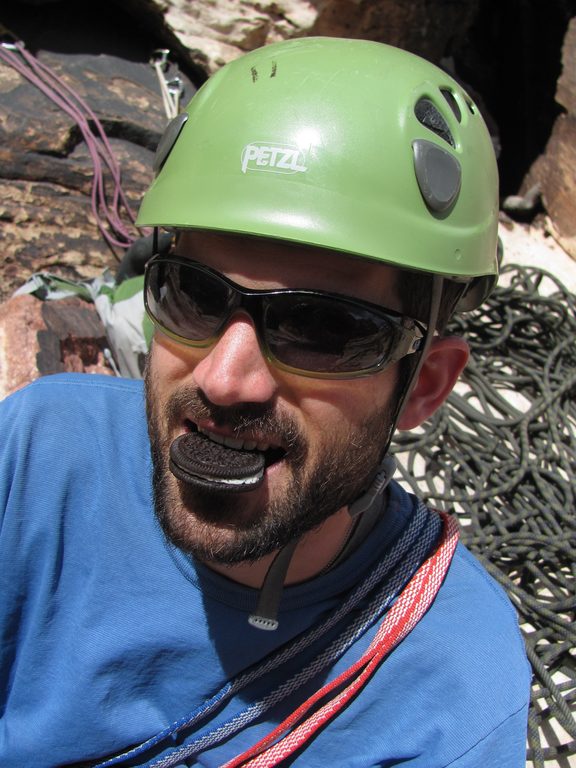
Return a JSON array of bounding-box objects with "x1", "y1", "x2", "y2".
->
[{"x1": 0, "y1": 41, "x2": 144, "y2": 252}]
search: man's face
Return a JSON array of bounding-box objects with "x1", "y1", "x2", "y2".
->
[{"x1": 145, "y1": 231, "x2": 403, "y2": 566}]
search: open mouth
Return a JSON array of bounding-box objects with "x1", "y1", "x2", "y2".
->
[{"x1": 168, "y1": 421, "x2": 286, "y2": 492}]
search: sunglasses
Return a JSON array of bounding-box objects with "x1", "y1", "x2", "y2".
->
[{"x1": 144, "y1": 255, "x2": 426, "y2": 379}]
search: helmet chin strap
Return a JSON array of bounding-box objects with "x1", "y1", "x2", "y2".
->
[
  {"x1": 248, "y1": 539, "x2": 300, "y2": 631},
  {"x1": 382, "y1": 274, "x2": 444, "y2": 459},
  {"x1": 248, "y1": 276, "x2": 445, "y2": 630}
]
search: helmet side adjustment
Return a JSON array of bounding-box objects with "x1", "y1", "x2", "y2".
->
[{"x1": 412, "y1": 139, "x2": 462, "y2": 215}]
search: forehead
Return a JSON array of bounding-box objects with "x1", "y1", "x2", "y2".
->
[{"x1": 175, "y1": 230, "x2": 400, "y2": 309}]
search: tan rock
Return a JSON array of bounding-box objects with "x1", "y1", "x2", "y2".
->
[
  {"x1": 557, "y1": 17, "x2": 576, "y2": 115},
  {"x1": 0, "y1": 50, "x2": 183, "y2": 303},
  {"x1": 163, "y1": 0, "x2": 317, "y2": 72}
]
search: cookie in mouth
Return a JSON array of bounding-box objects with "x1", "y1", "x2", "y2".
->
[{"x1": 169, "y1": 427, "x2": 284, "y2": 493}]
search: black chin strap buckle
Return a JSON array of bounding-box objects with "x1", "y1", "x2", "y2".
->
[{"x1": 248, "y1": 538, "x2": 300, "y2": 631}]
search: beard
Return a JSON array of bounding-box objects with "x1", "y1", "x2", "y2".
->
[{"x1": 145, "y1": 365, "x2": 396, "y2": 566}]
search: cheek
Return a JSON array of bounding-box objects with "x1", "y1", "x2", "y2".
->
[{"x1": 149, "y1": 335, "x2": 204, "y2": 385}]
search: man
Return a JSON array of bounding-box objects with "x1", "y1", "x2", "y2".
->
[{"x1": 0, "y1": 38, "x2": 530, "y2": 767}]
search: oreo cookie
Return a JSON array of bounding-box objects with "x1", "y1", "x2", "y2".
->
[{"x1": 169, "y1": 431, "x2": 266, "y2": 492}]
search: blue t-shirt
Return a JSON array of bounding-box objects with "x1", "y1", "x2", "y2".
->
[{"x1": 0, "y1": 375, "x2": 530, "y2": 767}]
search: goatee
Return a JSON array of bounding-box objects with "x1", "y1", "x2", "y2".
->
[{"x1": 145, "y1": 366, "x2": 394, "y2": 565}]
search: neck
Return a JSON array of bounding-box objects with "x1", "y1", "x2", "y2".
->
[{"x1": 204, "y1": 506, "x2": 355, "y2": 589}]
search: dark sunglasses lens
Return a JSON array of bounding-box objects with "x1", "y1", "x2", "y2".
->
[
  {"x1": 146, "y1": 261, "x2": 233, "y2": 342},
  {"x1": 264, "y1": 295, "x2": 396, "y2": 373}
]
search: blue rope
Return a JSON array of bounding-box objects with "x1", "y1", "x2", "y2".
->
[{"x1": 93, "y1": 685, "x2": 234, "y2": 767}]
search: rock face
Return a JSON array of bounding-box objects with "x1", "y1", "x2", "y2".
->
[
  {"x1": 0, "y1": 46, "x2": 196, "y2": 303},
  {"x1": 0, "y1": 0, "x2": 491, "y2": 305},
  {"x1": 523, "y1": 17, "x2": 576, "y2": 259},
  {"x1": 144, "y1": 0, "x2": 480, "y2": 73}
]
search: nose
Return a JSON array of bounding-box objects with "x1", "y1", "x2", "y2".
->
[{"x1": 191, "y1": 314, "x2": 279, "y2": 406}]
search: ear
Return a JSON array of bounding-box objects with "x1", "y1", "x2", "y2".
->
[{"x1": 397, "y1": 336, "x2": 469, "y2": 431}]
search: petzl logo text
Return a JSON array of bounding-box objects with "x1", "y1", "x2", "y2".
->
[{"x1": 241, "y1": 143, "x2": 307, "y2": 175}]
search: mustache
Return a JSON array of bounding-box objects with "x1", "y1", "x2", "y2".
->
[{"x1": 165, "y1": 387, "x2": 303, "y2": 451}]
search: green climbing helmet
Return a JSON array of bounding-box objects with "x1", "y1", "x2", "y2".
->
[{"x1": 137, "y1": 37, "x2": 499, "y2": 311}]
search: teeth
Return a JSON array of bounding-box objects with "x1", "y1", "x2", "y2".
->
[
  {"x1": 197, "y1": 426, "x2": 270, "y2": 452},
  {"x1": 223, "y1": 435, "x2": 244, "y2": 449}
]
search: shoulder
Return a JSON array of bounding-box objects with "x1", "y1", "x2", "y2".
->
[
  {"x1": 1, "y1": 372, "x2": 143, "y2": 407},
  {"x1": 290, "y1": 515, "x2": 531, "y2": 767},
  {"x1": 445, "y1": 541, "x2": 528, "y2": 663},
  {"x1": 0, "y1": 374, "x2": 149, "y2": 500},
  {"x1": 417, "y1": 537, "x2": 530, "y2": 691},
  {"x1": 1, "y1": 373, "x2": 144, "y2": 428},
  {"x1": 447, "y1": 541, "x2": 523, "y2": 620},
  {"x1": 372, "y1": 485, "x2": 529, "y2": 692},
  {"x1": 387, "y1": 535, "x2": 531, "y2": 764},
  {"x1": 353, "y1": 496, "x2": 531, "y2": 765},
  {"x1": 388, "y1": 487, "x2": 529, "y2": 676}
]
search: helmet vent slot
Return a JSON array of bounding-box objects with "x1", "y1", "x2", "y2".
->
[
  {"x1": 414, "y1": 98, "x2": 455, "y2": 147},
  {"x1": 440, "y1": 88, "x2": 462, "y2": 123}
]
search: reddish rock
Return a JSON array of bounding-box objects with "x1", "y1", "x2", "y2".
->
[
  {"x1": 523, "y1": 17, "x2": 576, "y2": 259},
  {"x1": 0, "y1": 295, "x2": 45, "y2": 398},
  {"x1": 0, "y1": 294, "x2": 114, "y2": 399}
]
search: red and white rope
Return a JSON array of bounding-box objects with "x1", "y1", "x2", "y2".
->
[{"x1": 224, "y1": 512, "x2": 459, "y2": 768}]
